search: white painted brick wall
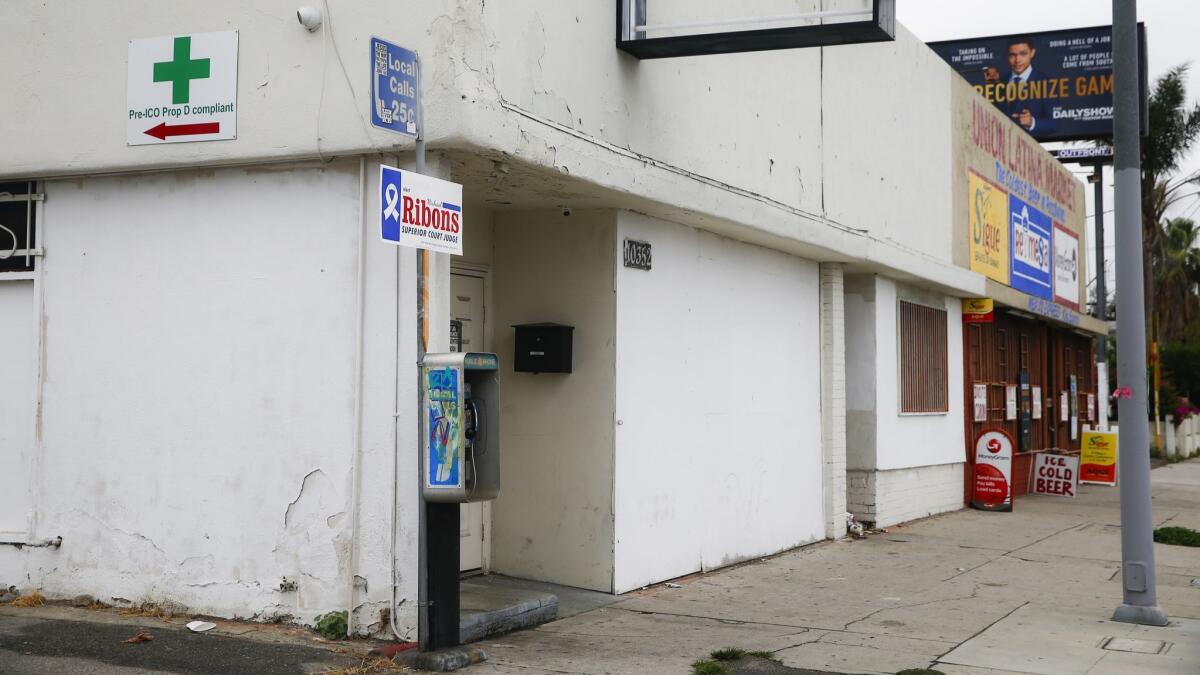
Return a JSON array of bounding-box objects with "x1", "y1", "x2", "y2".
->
[
  {"x1": 820, "y1": 263, "x2": 848, "y2": 539},
  {"x1": 847, "y1": 464, "x2": 964, "y2": 527}
]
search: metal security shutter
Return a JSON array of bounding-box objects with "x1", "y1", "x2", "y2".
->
[{"x1": 900, "y1": 300, "x2": 949, "y2": 413}]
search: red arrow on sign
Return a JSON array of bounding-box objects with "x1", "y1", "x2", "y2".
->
[{"x1": 144, "y1": 121, "x2": 220, "y2": 140}]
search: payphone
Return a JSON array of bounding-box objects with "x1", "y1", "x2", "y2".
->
[{"x1": 420, "y1": 352, "x2": 500, "y2": 503}]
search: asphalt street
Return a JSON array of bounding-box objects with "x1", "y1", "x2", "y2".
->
[{"x1": 0, "y1": 611, "x2": 362, "y2": 674}]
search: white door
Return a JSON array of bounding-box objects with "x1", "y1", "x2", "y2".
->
[
  {"x1": 452, "y1": 272, "x2": 487, "y2": 572},
  {"x1": 0, "y1": 281, "x2": 37, "y2": 537}
]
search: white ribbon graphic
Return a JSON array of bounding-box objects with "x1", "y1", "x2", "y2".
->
[{"x1": 383, "y1": 183, "x2": 400, "y2": 221}]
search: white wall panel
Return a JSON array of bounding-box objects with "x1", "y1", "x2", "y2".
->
[{"x1": 613, "y1": 211, "x2": 823, "y2": 593}]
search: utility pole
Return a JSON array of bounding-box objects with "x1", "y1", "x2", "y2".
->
[
  {"x1": 1091, "y1": 165, "x2": 1112, "y2": 430},
  {"x1": 1091, "y1": 166, "x2": 1106, "y2": 339},
  {"x1": 1111, "y1": 0, "x2": 1168, "y2": 627}
]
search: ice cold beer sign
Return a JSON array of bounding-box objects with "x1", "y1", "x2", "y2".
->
[{"x1": 1032, "y1": 453, "x2": 1078, "y2": 497}]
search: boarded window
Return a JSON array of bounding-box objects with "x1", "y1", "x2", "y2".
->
[{"x1": 899, "y1": 300, "x2": 949, "y2": 413}]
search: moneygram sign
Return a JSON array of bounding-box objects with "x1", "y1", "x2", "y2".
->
[
  {"x1": 127, "y1": 32, "x2": 238, "y2": 145},
  {"x1": 929, "y1": 24, "x2": 1146, "y2": 142}
]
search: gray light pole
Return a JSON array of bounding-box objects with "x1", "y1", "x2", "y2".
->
[
  {"x1": 1092, "y1": 166, "x2": 1106, "y2": 337},
  {"x1": 1111, "y1": 0, "x2": 1168, "y2": 627}
]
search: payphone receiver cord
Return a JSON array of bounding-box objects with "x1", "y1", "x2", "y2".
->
[{"x1": 473, "y1": 400, "x2": 486, "y2": 457}]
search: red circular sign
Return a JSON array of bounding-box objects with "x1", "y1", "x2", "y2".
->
[{"x1": 972, "y1": 429, "x2": 1014, "y2": 511}]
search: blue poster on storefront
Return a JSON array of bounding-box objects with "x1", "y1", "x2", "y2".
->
[{"x1": 1009, "y1": 194, "x2": 1053, "y2": 300}]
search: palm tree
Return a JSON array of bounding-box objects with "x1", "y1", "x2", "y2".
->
[
  {"x1": 1154, "y1": 217, "x2": 1200, "y2": 338},
  {"x1": 1141, "y1": 65, "x2": 1200, "y2": 343}
]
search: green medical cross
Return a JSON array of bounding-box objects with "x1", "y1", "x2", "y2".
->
[{"x1": 153, "y1": 36, "x2": 210, "y2": 105}]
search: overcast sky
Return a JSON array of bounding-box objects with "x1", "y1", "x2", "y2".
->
[{"x1": 897, "y1": 1, "x2": 1200, "y2": 306}]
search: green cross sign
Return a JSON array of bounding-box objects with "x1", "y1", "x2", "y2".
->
[{"x1": 153, "y1": 36, "x2": 210, "y2": 105}]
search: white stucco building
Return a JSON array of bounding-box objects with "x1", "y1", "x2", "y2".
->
[{"x1": 0, "y1": 1, "x2": 1079, "y2": 641}]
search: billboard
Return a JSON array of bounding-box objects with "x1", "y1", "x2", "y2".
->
[{"x1": 929, "y1": 24, "x2": 1146, "y2": 142}]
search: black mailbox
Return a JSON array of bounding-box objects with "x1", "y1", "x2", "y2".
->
[{"x1": 513, "y1": 323, "x2": 574, "y2": 373}]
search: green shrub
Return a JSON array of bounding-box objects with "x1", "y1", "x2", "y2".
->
[
  {"x1": 1154, "y1": 526, "x2": 1200, "y2": 546},
  {"x1": 691, "y1": 660, "x2": 724, "y2": 675},
  {"x1": 314, "y1": 610, "x2": 348, "y2": 640}
]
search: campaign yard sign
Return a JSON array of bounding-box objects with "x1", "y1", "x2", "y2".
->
[
  {"x1": 929, "y1": 25, "x2": 1147, "y2": 142},
  {"x1": 379, "y1": 165, "x2": 464, "y2": 255}
]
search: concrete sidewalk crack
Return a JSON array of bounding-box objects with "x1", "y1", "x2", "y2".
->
[
  {"x1": 941, "y1": 558, "x2": 997, "y2": 581},
  {"x1": 1155, "y1": 512, "x2": 1180, "y2": 527},
  {"x1": 768, "y1": 633, "x2": 828, "y2": 654},
  {"x1": 487, "y1": 658, "x2": 589, "y2": 674},
  {"x1": 933, "y1": 600, "x2": 1029, "y2": 663},
  {"x1": 609, "y1": 605, "x2": 816, "y2": 631},
  {"x1": 1006, "y1": 522, "x2": 1090, "y2": 556},
  {"x1": 842, "y1": 584, "x2": 984, "y2": 631}
]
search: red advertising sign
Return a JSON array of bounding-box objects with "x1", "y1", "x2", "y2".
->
[
  {"x1": 1032, "y1": 453, "x2": 1078, "y2": 497},
  {"x1": 972, "y1": 429, "x2": 1014, "y2": 512}
]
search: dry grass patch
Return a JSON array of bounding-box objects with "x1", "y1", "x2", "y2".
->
[
  {"x1": 320, "y1": 657, "x2": 407, "y2": 674},
  {"x1": 10, "y1": 591, "x2": 45, "y2": 607}
]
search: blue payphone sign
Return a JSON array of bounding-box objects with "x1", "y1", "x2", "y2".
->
[
  {"x1": 425, "y1": 367, "x2": 462, "y2": 490},
  {"x1": 370, "y1": 38, "x2": 419, "y2": 137}
]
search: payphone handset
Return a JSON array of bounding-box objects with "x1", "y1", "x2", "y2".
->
[
  {"x1": 421, "y1": 352, "x2": 500, "y2": 503},
  {"x1": 464, "y1": 384, "x2": 480, "y2": 450},
  {"x1": 462, "y1": 384, "x2": 483, "y2": 498}
]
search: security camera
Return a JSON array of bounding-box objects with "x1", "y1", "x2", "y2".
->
[
  {"x1": 561, "y1": 206, "x2": 572, "y2": 217},
  {"x1": 297, "y1": 6, "x2": 323, "y2": 32}
]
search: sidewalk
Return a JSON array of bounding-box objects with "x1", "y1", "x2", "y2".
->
[{"x1": 468, "y1": 460, "x2": 1200, "y2": 674}]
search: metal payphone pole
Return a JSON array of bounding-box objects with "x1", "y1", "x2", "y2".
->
[
  {"x1": 414, "y1": 53, "x2": 461, "y2": 651},
  {"x1": 1111, "y1": 0, "x2": 1167, "y2": 626}
]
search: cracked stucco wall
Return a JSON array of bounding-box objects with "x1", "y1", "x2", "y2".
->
[{"x1": 0, "y1": 159, "x2": 421, "y2": 638}]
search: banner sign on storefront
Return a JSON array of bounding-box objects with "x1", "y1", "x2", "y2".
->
[
  {"x1": 1032, "y1": 386, "x2": 1042, "y2": 419},
  {"x1": 1032, "y1": 453, "x2": 1078, "y2": 497},
  {"x1": 972, "y1": 429, "x2": 1014, "y2": 511},
  {"x1": 963, "y1": 297, "x2": 995, "y2": 323},
  {"x1": 379, "y1": 165, "x2": 464, "y2": 255},
  {"x1": 1080, "y1": 430, "x2": 1118, "y2": 485},
  {"x1": 1010, "y1": 195, "x2": 1053, "y2": 300},
  {"x1": 968, "y1": 171, "x2": 1010, "y2": 284},
  {"x1": 1053, "y1": 224, "x2": 1081, "y2": 311},
  {"x1": 929, "y1": 25, "x2": 1147, "y2": 142}
]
